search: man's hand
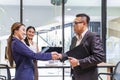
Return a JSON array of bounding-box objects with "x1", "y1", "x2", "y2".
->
[
  {"x1": 68, "y1": 57, "x2": 80, "y2": 68},
  {"x1": 57, "y1": 53, "x2": 62, "y2": 59}
]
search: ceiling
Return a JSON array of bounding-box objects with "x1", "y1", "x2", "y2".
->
[
  {"x1": 0, "y1": 0, "x2": 120, "y2": 6},
  {"x1": 0, "y1": 0, "x2": 101, "y2": 6},
  {"x1": 0, "y1": 0, "x2": 120, "y2": 40}
]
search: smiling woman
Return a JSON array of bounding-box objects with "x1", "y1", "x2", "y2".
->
[
  {"x1": 24, "y1": 26, "x2": 39, "y2": 80},
  {"x1": 6, "y1": 22, "x2": 60, "y2": 80}
]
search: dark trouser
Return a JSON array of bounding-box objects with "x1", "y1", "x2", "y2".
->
[
  {"x1": 72, "y1": 76, "x2": 75, "y2": 80},
  {"x1": 71, "y1": 68, "x2": 75, "y2": 80}
]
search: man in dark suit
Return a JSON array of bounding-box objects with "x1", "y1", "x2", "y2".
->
[{"x1": 61, "y1": 13, "x2": 105, "y2": 80}]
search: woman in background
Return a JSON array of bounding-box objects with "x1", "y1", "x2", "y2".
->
[
  {"x1": 6, "y1": 22, "x2": 59, "y2": 80},
  {"x1": 24, "y1": 26, "x2": 39, "y2": 80}
]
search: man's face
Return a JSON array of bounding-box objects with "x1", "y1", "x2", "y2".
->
[{"x1": 73, "y1": 17, "x2": 85, "y2": 35}]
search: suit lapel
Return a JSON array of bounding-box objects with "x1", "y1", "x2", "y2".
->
[
  {"x1": 70, "y1": 30, "x2": 91, "y2": 49},
  {"x1": 80, "y1": 31, "x2": 90, "y2": 46},
  {"x1": 70, "y1": 37, "x2": 77, "y2": 49}
]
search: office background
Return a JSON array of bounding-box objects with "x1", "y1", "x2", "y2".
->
[{"x1": 0, "y1": 0, "x2": 120, "y2": 79}]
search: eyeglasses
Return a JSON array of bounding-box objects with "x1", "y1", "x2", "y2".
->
[{"x1": 73, "y1": 22, "x2": 83, "y2": 25}]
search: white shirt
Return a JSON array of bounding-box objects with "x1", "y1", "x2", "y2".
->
[
  {"x1": 29, "y1": 42, "x2": 38, "y2": 53},
  {"x1": 75, "y1": 28, "x2": 88, "y2": 46}
]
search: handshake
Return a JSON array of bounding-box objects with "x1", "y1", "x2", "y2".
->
[
  {"x1": 51, "y1": 52, "x2": 62, "y2": 60},
  {"x1": 42, "y1": 46, "x2": 80, "y2": 67},
  {"x1": 51, "y1": 52, "x2": 80, "y2": 67}
]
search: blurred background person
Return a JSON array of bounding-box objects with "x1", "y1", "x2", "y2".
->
[{"x1": 24, "y1": 26, "x2": 39, "y2": 80}]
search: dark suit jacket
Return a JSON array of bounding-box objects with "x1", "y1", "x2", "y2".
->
[
  {"x1": 63, "y1": 31, "x2": 105, "y2": 80},
  {"x1": 11, "y1": 37, "x2": 52, "y2": 80}
]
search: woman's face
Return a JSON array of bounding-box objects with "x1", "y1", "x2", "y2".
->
[
  {"x1": 26, "y1": 28, "x2": 35, "y2": 40},
  {"x1": 15, "y1": 25, "x2": 26, "y2": 40}
]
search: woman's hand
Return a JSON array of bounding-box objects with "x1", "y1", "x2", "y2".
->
[{"x1": 51, "y1": 52, "x2": 62, "y2": 60}]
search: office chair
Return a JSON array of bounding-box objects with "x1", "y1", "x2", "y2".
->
[
  {"x1": 98, "y1": 61, "x2": 120, "y2": 80},
  {"x1": 0, "y1": 75, "x2": 6, "y2": 80},
  {"x1": 0, "y1": 64, "x2": 11, "y2": 80}
]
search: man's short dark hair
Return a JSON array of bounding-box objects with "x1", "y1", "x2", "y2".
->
[{"x1": 76, "y1": 13, "x2": 90, "y2": 24}]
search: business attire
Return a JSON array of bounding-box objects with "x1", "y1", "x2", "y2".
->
[
  {"x1": 63, "y1": 30, "x2": 105, "y2": 80},
  {"x1": 28, "y1": 41, "x2": 39, "y2": 80},
  {"x1": 11, "y1": 37, "x2": 52, "y2": 80}
]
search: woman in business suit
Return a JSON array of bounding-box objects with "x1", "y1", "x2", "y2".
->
[
  {"x1": 61, "y1": 13, "x2": 105, "y2": 80},
  {"x1": 6, "y1": 22, "x2": 59, "y2": 80}
]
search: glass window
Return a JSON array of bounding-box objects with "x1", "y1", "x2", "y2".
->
[
  {"x1": 23, "y1": 0, "x2": 63, "y2": 50},
  {"x1": 0, "y1": 0, "x2": 20, "y2": 63},
  {"x1": 65, "y1": 0, "x2": 102, "y2": 51},
  {"x1": 0, "y1": 0, "x2": 20, "y2": 37},
  {"x1": 0, "y1": 1, "x2": 20, "y2": 78},
  {"x1": 107, "y1": 0, "x2": 120, "y2": 64}
]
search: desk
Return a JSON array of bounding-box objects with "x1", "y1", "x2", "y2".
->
[
  {"x1": 38, "y1": 63, "x2": 115, "y2": 80},
  {"x1": 38, "y1": 65, "x2": 70, "y2": 80},
  {"x1": 9, "y1": 62, "x2": 115, "y2": 80},
  {"x1": 97, "y1": 62, "x2": 115, "y2": 80}
]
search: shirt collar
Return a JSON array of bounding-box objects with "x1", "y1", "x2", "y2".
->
[{"x1": 76, "y1": 28, "x2": 88, "y2": 40}]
